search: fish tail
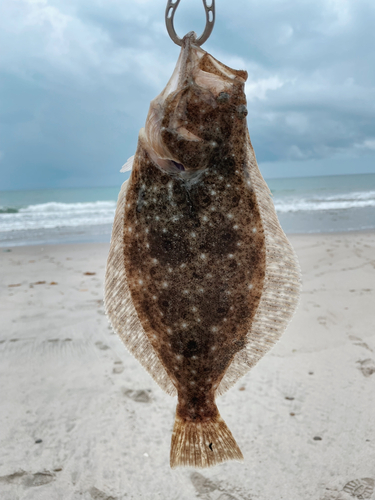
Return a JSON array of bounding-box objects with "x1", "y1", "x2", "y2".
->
[{"x1": 170, "y1": 412, "x2": 243, "y2": 468}]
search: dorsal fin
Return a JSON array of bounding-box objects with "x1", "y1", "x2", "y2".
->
[{"x1": 216, "y1": 133, "x2": 301, "y2": 396}]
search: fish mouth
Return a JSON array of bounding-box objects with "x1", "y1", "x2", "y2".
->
[{"x1": 141, "y1": 34, "x2": 248, "y2": 178}]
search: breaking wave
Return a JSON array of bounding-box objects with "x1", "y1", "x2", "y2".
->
[
  {"x1": 0, "y1": 201, "x2": 116, "y2": 232},
  {"x1": 1, "y1": 186, "x2": 375, "y2": 234},
  {"x1": 274, "y1": 190, "x2": 375, "y2": 213}
]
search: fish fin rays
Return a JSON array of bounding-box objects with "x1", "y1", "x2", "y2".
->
[
  {"x1": 216, "y1": 133, "x2": 301, "y2": 397},
  {"x1": 170, "y1": 413, "x2": 243, "y2": 469},
  {"x1": 120, "y1": 155, "x2": 134, "y2": 172},
  {"x1": 104, "y1": 177, "x2": 177, "y2": 397}
]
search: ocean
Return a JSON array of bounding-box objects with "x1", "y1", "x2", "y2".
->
[{"x1": 1, "y1": 173, "x2": 375, "y2": 247}]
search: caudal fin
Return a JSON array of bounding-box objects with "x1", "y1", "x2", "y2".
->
[{"x1": 170, "y1": 413, "x2": 243, "y2": 468}]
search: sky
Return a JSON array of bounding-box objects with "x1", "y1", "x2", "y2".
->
[{"x1": 1, "y1": 0, "x2": 375, "y2": 190}]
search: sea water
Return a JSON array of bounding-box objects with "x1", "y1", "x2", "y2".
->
[{"x1": 1, "y1": 173, "x2": 375, "y2": 247}]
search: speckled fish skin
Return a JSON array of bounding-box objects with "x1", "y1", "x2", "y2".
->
[{"x1": 105, "y1": 34, "x2": 301, "y2": 469}]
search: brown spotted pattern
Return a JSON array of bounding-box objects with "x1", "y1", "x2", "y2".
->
[{"x1": 122, "y1": 50, "x2": 266, "y2": 424}]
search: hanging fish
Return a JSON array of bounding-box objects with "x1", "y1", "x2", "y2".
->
[{"x1": 105, "y1": 18, "x2": 300, "y2": 469}]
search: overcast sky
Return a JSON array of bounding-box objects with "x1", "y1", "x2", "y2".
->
[{"x1": 1, "y1": 0, "x2": 375, "y2": 190}]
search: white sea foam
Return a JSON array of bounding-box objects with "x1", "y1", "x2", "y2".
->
[
  {"x1": 1, "y1": 187, "x2": 375, "y2": 235},
  {"x1": 274, "y1": 190, "x2": 375, "y2": 213},
  {"x1": 0, "y1": 201, "x2": 116, "y2": 232}
]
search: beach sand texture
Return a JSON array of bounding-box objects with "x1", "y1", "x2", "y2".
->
[{"x1": 0, "y1": 232, "x2": 374, "y2": 500}]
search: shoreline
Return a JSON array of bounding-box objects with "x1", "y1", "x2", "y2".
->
[{"x1": 2, "y1": 227, "x2": 375, "y2": 250}]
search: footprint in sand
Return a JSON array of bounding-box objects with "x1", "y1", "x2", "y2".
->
[
  {"x1": 23, "y1": 472, "x2": 56, "y2": 488},
  {"x1": 0, "y1": 470, "x2": 56, "y2": 488},
  {"x1": 0, "y1": 471, "x2": 27, "y2": 485},
  {"x1": 89, "y1": 486, "x2": 117, "y2": 500},
  {"x1": 95, "y1": 341, "x2": 110, "y2": 350},
  {"x1": 349, "y1": 336, "x2": 373, "y2": 352},
  {"x1": 190, "y1": 472, "x2": 218, "y2": 496},
  {"x1": 356, "y1": 359, "x2": 375, "y2": 377},
  {"x1": 122, "y1": 388, "x2": 152, "y2": 403},
  {"x1": 190, "y1": 472, "x2": 250, "y2": 500},
  {"x1": 343, "y1": 478, "x2": 374, "y2": 499},
  {"x1": 321, "y1": 477, "x2": 375, "y2": 500},
  {"x1": 113, "y1": 361, "x2": 124, "y2": 374}
]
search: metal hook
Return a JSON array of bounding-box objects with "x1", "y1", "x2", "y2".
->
[{"x1": 165, "y1": 0, "x2": 215, "y2": 47}]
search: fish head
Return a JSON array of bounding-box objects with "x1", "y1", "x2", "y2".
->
[{"x1": 142, "y1": 35, "x2": 248, "y2": 179}]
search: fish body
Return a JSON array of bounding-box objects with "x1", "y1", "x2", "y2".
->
[{"x1": 105, "y1": 34, "x2": 300, "y2": 468}]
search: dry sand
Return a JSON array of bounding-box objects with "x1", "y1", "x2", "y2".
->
[{"x1": 0, "y1": 232, "x2": 374, "y2": 500}]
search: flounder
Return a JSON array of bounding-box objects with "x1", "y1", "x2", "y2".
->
[{"x1": 105, "y1": 33, "x2": 301, "y2": 469}]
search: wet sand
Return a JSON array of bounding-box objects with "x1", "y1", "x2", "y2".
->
[{"x1": 0, "y1": 232, "x2": 374, "y2": 500}]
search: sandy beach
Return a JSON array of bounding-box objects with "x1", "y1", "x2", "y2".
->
[{"x1": 0, "y1": 231, "x2": 374, "y2": 500}]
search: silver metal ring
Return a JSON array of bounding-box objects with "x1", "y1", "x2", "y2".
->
[{"x1": 165, "y1": 0, "x2": 215, "y2": 47}]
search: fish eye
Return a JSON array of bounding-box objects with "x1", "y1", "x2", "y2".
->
[
  {"x1": 217, "y1": 92, "x2": 230, "y2": 103},
  {"x1": 171, "y1": 160, "x2": 185, "y2": 171},
  {"x1": 154, "y1": 158, "x2": 186, "y2": 173}
]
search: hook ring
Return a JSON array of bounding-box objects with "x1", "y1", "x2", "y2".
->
[{"x1": 165, "y1": 0, "x2": 215, "y2": 47}]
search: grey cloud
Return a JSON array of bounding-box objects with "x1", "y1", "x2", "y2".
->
[{"x1": 0, "y1": 0, "x2": 374, "y2": 190}]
